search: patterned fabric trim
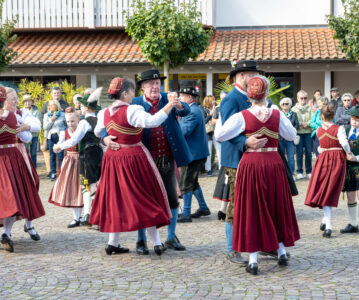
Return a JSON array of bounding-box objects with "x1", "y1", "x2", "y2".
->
[
  {"x1": 245, "y1": 127, "x2": 278, "y2": 139},
  {"x1": 0, "y1": 124, "x2": 16, "y2": 135},
  {"x1": 106, "y1": 120, "x2": 143, "y2": 135},
  {"x1": 318, "y1": 132, "x2": 339, "y2": 141}
]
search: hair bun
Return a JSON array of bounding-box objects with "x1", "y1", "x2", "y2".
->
[{"x1": 65, "y1": 106, "x2": 75, "y2": 113}]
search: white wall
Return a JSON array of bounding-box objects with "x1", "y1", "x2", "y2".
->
[
  {"x1": 215, "y1": 0, "x2": 343, "y2": 28},
  {"x1": 301, "y1": 72, "x2": 325, "y2": 99},
  {"x1": 333, "y1": 71, "x2": 359, "y2": 96}
]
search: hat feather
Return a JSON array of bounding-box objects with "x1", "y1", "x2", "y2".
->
[{"x1": 87, "y1": 87, "x2": 103, "y2": 103}]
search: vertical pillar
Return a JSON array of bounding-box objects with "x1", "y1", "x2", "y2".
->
[
  {"x1": 206, "y1": 72, "x2": 213, "y2": 96},
  {"x1": 91, "y1": 74, "x2": 97, "y2": 89},
  {"x1": 324, "y1": 71, "x2": 331, "y2": 98}
]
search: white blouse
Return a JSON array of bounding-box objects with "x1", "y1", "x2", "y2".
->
[
  {"x1": 320, "y1": 122, "x2": 351, "y2": 154},
  {"x1": 57, "y1": 113, "x2": 96, "y2": 151},
  {"x1": 95, "y1": 104, "x2": 168, "y2": 138},
  {"x1": 0, "y1": 110, "x2": 32, "y2": 143},
  {"x1": 214, "y1": 107, "x2": 297, "y2": 144}
]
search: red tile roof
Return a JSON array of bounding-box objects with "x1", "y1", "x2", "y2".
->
[{"x1": 9, "y1": 28, "x2": 346, "y2": 65}]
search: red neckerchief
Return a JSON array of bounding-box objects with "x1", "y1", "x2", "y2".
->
[
  {"x1": 145, "y1": 95, "x2": 159, "y2": 107},
  {"x1": 234, "y1": 83, "x2": 246, "y2": 93},
  {"x1": 189, "y1": 100, "x2": 196, "y2": 105}
]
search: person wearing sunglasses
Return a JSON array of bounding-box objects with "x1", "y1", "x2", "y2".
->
[
  {"x1": 279, "y1": 98, "x2": 299, "y2": 179},
  {"x1": 292, "y1": 90, "x2": 313, "y2": 180},
  {"x1": 335, "y1": 93, "x2": 354, "y2": 130}
]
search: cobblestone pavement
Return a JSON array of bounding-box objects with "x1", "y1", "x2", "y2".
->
[{"x1": 1, "y1": 159, "x2": 359, "y2": 299}]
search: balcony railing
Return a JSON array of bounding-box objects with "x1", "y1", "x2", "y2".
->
[{"x1": 1, "y1": 0, "x2": 214, "y2": 29}]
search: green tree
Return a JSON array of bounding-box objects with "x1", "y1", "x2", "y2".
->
[
  {"x1": 0, "y1": 0, "x2": 17, "y2": 72},
  {"x1": 327, "y1": 0, "x2": 359, "y2": 62},
  {"x1": 126, "y1": 0, "x2": 212, "y2": 91}
]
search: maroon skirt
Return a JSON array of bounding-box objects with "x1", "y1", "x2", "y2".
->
[
  {"x1": 305, "y1": 150, "x2": 345, "y2": 208},
  {"x1": 232, "y1": 152, "x2": 300, "y2": 253},
  {"x1": 89, "y1": 145, "x2": 171, "y2": 233},
  {"x1": 0, "y1": 147, "x2": 45, "y2": 222}
]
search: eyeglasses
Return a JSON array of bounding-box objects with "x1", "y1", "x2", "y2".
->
[
  {"x1": 282, "y1": 103, "x2": 290, "y2": 105},
  {"x1": 299, "y1": 97, "x2": 307, "y2": 100},
  {"x1": 343, "y1": 99, "x2": 351, "y2": 102}
]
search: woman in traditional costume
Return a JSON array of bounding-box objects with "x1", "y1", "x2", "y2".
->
[
  {"x1": 0, "y1": 86, "x2": 45, "y2": 253},
  {"x1": 215, "y1": 75, "x2": 300, "y2": 275},
  {"x1": 305, "y1": 103, "x2": 353, "y2": 238},
  {"x1": 49, "y1": 107, "x2": 83, "y2": 228},
  {"x1": 90, "y1": 77, "x2": 176, "y2": 256},
  {"x1": 6, "y1": 87, "x2": 43, "y2": 242}
]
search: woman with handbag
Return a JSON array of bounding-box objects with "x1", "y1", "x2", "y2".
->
[
  {"x1": 279, "y1": 97, "x2": 299, "y2": 179},
  {"x1": 201, "y1": 95, "x2": 217, "y2": 176}
]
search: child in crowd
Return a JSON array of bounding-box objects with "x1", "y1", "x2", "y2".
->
[
  {"x1": 340, "y1": 107, "x2": 359, "y2": 234},
  {"x1": 49, "y1": 107, "x2": 83, "y2": 228},
  {"x1": 305, "y1": 103, "x2": 354, "y2": 238}
]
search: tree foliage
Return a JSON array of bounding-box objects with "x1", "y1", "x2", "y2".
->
[
  {"x1": 0, "y1": 0, "x2": 17, "y2": 72},
  {"x1": 327, "y1": 0, "x2": 359, "y2": 62},
  {"x1": 126, "y1": 0, "x2": 212, "y2": 69}
]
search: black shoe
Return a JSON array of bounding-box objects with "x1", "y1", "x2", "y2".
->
[
  {"x1": 67, "y1": 220, "x2": 81, "y2": 228},
  {"x1": 136, "y1": 240, "x2": 149, "y2": 255},
  {"x1": 154, "y1": 245, "x2": 163, "y2": 256},
  {"x1": 105, "y1": 244, "x2": 129, "y2": 255},
  {"x1": 259, "y1": 251, "x2": 291, "y2": 259},
  {"x1": 340, "y1": 224, "x2": 359, "y2": 234},
  {"x1": 320, "y1": 223, "x2": 326, "y2": 231},
  {"x1": 217, "y1": 210, "x2": 226, "y2": 221},
  {"x1": 24, "y1": 225, "x2": 41, "y2": 241},
  {"x1": 323, "y1": 229, "x2": 332, "y2": 238},
  {"x1": 246, "y1": 263, "x2": 258, "y2": 275},
  {"x1": 46, "y1": 172, "x2": 51, "y2": 179},
  {"x1": 165, "y1": 235, "x2": 186, "y2": 251},
  {"x1": 160, "y1": 243, "x2": 167, "y2": 252},
  {"x1": 177, "y1": 215, "x2": 192, "y2": 223},
  {"x1": 80, "y1": 214, "x2": 91, "y2": 226},
  {"x1": 190, "y1": 208, "x2": 211, "y2": 218},
  {"x1": 50, "y1": 173, "x2": 57, "y2": 181},
  {"x1": 1, "y1": 233, "x2": 14, "y2": 253},
  {"x1": 278, "y1": 254, "x2": 289, "y2": 266}
]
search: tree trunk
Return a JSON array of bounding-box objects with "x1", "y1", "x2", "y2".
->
[{"x1": 163, "y1": 60, "x2": 170, "y2": 92}]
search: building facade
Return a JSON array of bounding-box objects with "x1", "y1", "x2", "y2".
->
[{"x1": 1, "y1": 0, "x2": 357, "y2": 103}]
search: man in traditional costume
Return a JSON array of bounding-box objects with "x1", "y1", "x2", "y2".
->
[
  {"x1": 54, "y1": 88, "x2": 103, "y2": 226},
  {"x1": 176, "y1": 87, "x2": 210, "y2": 223},
  {"x1": 104, "y1": 70, "x2": 192, "y2": 254}
]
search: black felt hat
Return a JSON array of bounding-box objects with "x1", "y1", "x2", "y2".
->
[
  {"x1": 229, "y1": 60, "x2": 264, "y2": 78},
  {"x1": 179, "y1": 86, "x2": 199, "y2": 97},
  {"x1": 137, "y1": 69, "x2": 166, "y2": 85}
]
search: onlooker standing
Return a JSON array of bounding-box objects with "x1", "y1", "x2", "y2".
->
[
  {"x1": 335, "y1": 93, "x2": 354, "y2": 130},
  {"x1": 279, "y1": 97, "x2": 299, "y2": 178},
  {"x1": 292, "y1": 90, "x2": 313, "y2": 180},
  {"x1": 201, "y1": 95, "x2": 217, "y2": 176},
  {"x1": 23, "y1": 95, "x2": 41, "y2": 168},
  {"x1": 211, "y1": 91, "x2": 226, "y2": 169},
  {"x1": 41, "y1": 87, "x2": 69, "y2": 116},
  {"x1": 331, "y1": 87, "x2": 342, "y2": 111},
  {"x1": 308, "y1": 90, "x2": 321, "y2": 112},
  {"x1": 43, "y1": 99, "x2": 66, "y2": 181},
  {"x1": 353, "y1": 90, "x2": 359, "y2": 106},
  {"x1": 310, "y1": 96, "x2": 329, "y2": 156}
]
